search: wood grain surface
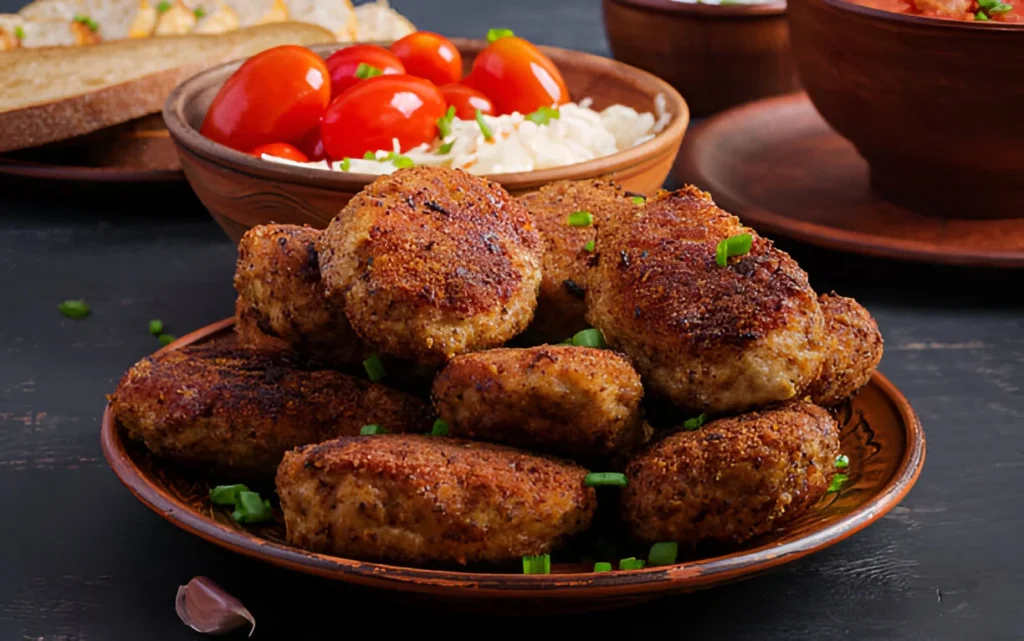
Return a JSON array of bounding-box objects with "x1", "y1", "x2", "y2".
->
[{"x1": 1, "y1": 0, "x2": 1022, "y2": 638}]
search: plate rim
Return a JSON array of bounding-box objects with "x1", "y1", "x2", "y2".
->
[
  {"x1": 100, "y1": 317, "x2": 927, "y2": 599},
  {"x1": 0, "y1": 155, "x2": 183, "y2": 183},
  {"x1": 676, "y1": 92, "x2": 1024, "y2": 269}
]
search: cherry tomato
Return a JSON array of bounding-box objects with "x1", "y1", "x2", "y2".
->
[
  {"x1": 389, "y1": 31, "x2": 462, "y2": 86},
  {"x1": 201, "y1": 45, "x2": 331, "y2": 152},
  {"x1": 439, "y1": 84, "x2": 494, "y2": 120},
  {"x1": 464, "y1": 36, "x2": 569, "y2": 116},
  {"x1": 321, "y1": 74, "x2": 446, "y2": 159},
  {"x1": 298, "y1": 121, "x2": 330, "y2": 162},
  {"x1": 250, "y1": 142, "x2": 309, "y2": 162},
  {"x1": 325, "y1": 44, "x2": 405, "y2": 98}
]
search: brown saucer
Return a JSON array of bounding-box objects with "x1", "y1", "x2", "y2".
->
[
  {"x1": 676, "y1": 93, "x2": 1024, "y2": 268},
  {"x1": 100, "y1": 318, "x2": 925, "y2": 612}
]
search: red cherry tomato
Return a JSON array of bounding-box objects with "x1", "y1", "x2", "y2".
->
[
  {"x1": 464, "y1": 36, "x2": 569, "y2": 116},
  {"x1": 325, "y1": 44, "x2": 405, "y2": 98},
  {"x1": 200, "y1": 45, "x2": 331, "y2": 152},
  {"x1": 250, "y1": 142, "x2": 309, "y2": 162},
  {"x1": 389, "y1": 31, "x2": 462, "y2": 86},
  {"x1": 298, "y1": 121, "x2": 330, "y2": 161},
  {"x1": 321, "y1": 74, "x2": 446, "y2": 159},
  {"x1": 439, "y1": 84, "x2": 494, "y2": 120}
]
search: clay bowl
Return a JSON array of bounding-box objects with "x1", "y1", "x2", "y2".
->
[
  {"x1": 163, "y1": 39, "x2": 689, "y2": 243},
  {"x1": 788, "y1": 0, "x2": 1024, "y2": 218},
  {"x1": 101, "y1": 318, "x2": 926, "y2": 613},
  {"x1": 602, "y1": 0, "x2": 799, "y2": 117}
]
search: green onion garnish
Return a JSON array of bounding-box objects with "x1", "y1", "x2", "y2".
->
[
  {"x1": 437, "y1": 140, "x2": 455, "y2": 155},
  {"x1": 584, "y1": 472, "x2": 628, "y2": 487},
  {"x1": 360, "y1": 424, "x2": 387, "y2": 435},
  {"x1": 73, "y1": 14, "x2": 99, "y2": 30},
  {"x1": 158, "y1": 334, "x2": 176, "y2": 346},
  {"x1": 593, "y1": 561, "x2": 612, "y2": 572},
  {"x1": 584, "y1": 240, "x2": 595, "y2": 253},
  {"x1": 631, "y1": 195, "x2": 646, "y2": 205},
  {"x1": 990, "y1": 2, "x2": 1013, "y2": 12},
  {"x1": 386, "y1": 151, "x2": 414, "y2": 169},
  {"x1": 339, "y1": 157, "x2": 351, "y2": 171},
  {"x1": 148, "y1": 319, "x2": 164, "y2": 336},
  {"x1": 648, "y1": 542, "x2": 678, "y2": 566},
  {"x1": 715, "y1": 233, "x2": 753, "y2": 267},
  {"x1": 430, "y1": 419, "x2": 450, "y2": 436},
  {"x1": 58, "y1": 299, "x2": 90, "y2": 319},
  {"x1": 525, "y1": 106, "x2": 560, "y2": 125},
  {"x1": 522, "y1": 554, "x2": 550, "y2": 574},
  {"x1": 210, "y1": 484, "x2": 248, "y2": 506},
  {"x1": 363, "y1": 354, "x2": 386, "y2": 381},
  {"x1": 835, "y1": 454, "x2": 850, "y2": 469},
  {"x1": 363, "y1": 151, "x2": 377, "y2": 160},
  {"x1": 355, "y1": 62, "x2": 383, "y2": 79},
  {"x1": 232, "y1": 491, "x2": 274, "y2": 524},
  {"x1": 437, "y1": 105, "x2": 455, "y2": 138},
  {"x1": 827, "y1": 473, "x2": 849, "y2": 493},
  {"x1": 619, "y1": 557, "x2": 645, "y2": 571},
  {"x1": 567, "y1": 210, "x2": 593, "y2": 227},
  {"x1": 683, "y1": 413, "x2": 708, "y2": 431},
  {"x1": 571, "y1": 328, "x2": 606, "y2": 348},
  {"x1": 975, "y1": 10, "x2": 989, "y2": 19},
  {"x1": 155, "y1": 2, "x2": 171, "y2": 14},
  {"x1": 475, "y1": 109, "x2": 494, "y2": 141},
  {"x1": 487, "y1": 28, "x2": 515, "y2": 43},
  {"x1": 14, "y1": 25, "x2": 25, "y2": 40},
  {"x1": 193, "y1": 7, "x2": 206, "y2": 18}
]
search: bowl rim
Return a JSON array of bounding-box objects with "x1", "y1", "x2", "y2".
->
[
  {"x1": 812, "y1": 0, "x2": 1024, "y2": 30},
  {"x1": 101, "y1": 317, "x2": 927, "y2": 598},
  {"x1": 608, "y1": 0, "x2": 788, "y2": 17},
  {"x1": 163, "y1": 38, "x2": 690, "y2": 192}
]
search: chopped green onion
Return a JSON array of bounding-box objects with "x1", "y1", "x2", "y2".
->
[
  {"x1": 475, "y1": 109, "x2": 494, "y2": 141},
  {"x1": 232, "y1": 491, "x2": 274, "y2": 524},
  {"x1": 683, "y1": 413, "x2": 708, "y2": 431},
  {"x1": 363, "y1": 354, "x2": 386, "y2": 381},
  {"x1": 978, "y1": 0, "x2": 997, "y2": 7},
  {"x1": 584, "y1": 240, "x2": 595, "y2": 253},
  {"x1": 522, "y1": 554, "x2": 550, "y2": 574},
  {"x1": 567, "y1": 210, "x2": 593, "y2": 227},
  {"x1": 339, "y1": 157, "x2": 351, "y2": 171},
  {"x1": 364, "y1": 151, "x2": 377, "y2": 160},
  {"x1": 158, "y1": 334, "x2": 176, "y2": 346},
  {"x1": 648, "y1": 542, "x2": 678, "y2": 566},
  {"x1": 618, "y1": 557, "x2": 645, "y2": 571},
  {"x1": 355, "y1": 62, "x2": 383, "y2": 79},
  {"x1": 715, "y1": 233, "x2": 753, "y2": 267},
  {"x1": 975, "y1": 10, "x2": 990, "y2": 19},
  {"x1": 360, "y1": 424, "x2": 387, "y2": 435},
  {"x1": 14, "y1": 25, "x2": 25, "y2": 40},
  {"x1": 430, "y1": 419, "x2": 450, "y2": 436},
  {"x1": 193, "y1": 7, "x2": 206, "y2": 18},
  {"x1": 148, "y1": 319, "x2": 164, "y2": 336},
  {"x1": 827, "y1": 473, "x2": 849, "y2": 493},
  {"x1": 525, "y1": 106, "x2": 560, "y2": 125},
  {"x1": 58, "y1": 299, "x2": 90, "y2": 319},
  {"x1": 155, "y1": 1, "x2": 171, "y2": 14},
  {"x1": 210, "y1": 484, "x2": 248, "y2": 506},
  {"x1": 571, "y1": 328, "x2": 605, "y2": 348},
  {"x1": 487, "y1": 28, "x2": 515, "y2": 43},
  {"x1": 835, "y1": 454, "x2": 850, "y2": 469},
  {"x1": 437, "y1": 105, "x2": 455, "y2": 138},
  {"x1": 631, "y1": 195, "x2": 645, "y2": 205},
  {"x1": 73, "y1": 14, "x2": 100, "y2": 31},
  {"x1": 385, "y1": 151, "x2": 414, "y2": 169},
  {"x1": 437, "y1": 140, "x2": 455, "y2": 155},
  {"x1": 990, "y1": 2, "x2": 1013, "y2": 12},
  {"x1": 584, "y1": 472, "x2": 628, "y2": 487},
  {"x1": 593, "y1": 562, "x2": 612, "y2": 572}
]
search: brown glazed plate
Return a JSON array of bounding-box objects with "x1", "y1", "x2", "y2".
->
[
  {"x1": 676, "y1": 93, "x2": 1024, "y2": 268},
  {"x1": 101, "y1": 318, "x2": 926, "y2": 612}
]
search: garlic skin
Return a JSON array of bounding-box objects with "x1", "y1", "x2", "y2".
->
[{"x1": 175, "y1": 576, "x2": 255, "y2": 636}]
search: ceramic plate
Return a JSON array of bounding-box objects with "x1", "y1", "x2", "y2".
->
[{"x1": 101, "y1": 318, "x2": 926, "y2": 612}]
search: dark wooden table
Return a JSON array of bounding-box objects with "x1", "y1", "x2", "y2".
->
[{"x1": 2, "y1": 1, "x2": 1022, "y2": 638}]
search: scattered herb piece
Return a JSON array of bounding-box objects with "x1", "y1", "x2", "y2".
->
[
  {"x1": 584, "y1": 472, "x2": 628, "y2": 487},
  {"x1": 364, "y1": 151, "x2": 377, "y2": 160},
  {"x1": 648, "y1": 542, "x2": 678, "y2": 566},
  {"x1": 437, "y1": 140, "x2": 455, "y2": 155},
  {"x1": 835, "y1": 454, "x2": 850, "y2": 469},
  {"x1": 360, "y1": 424, "x2": 387, "y2": 435},
  {"x1": 683, "y1": 413, "x2": 708, "y2": 431},
  {"x1": 363, "y1": 354, "x2": 386, "y2": 381},
  {"x1": 156, "y1": 1, "x2": 171, "y2": 14},
  {"x1": 210, "y1": 484, "x2": 248, "y2": 506},
  {"x1": 14, "y1": 25, "x2": 25, "y2": 40},
  {"x1": 339, "y1": 157, "x2": 351, "y2": 171},
  {"x1": 522, "y1": 554, "x2": 550, "y2": 574},
  {"x1": 487, "y1": 28, "x2": 515, "y2": 42},
  {"x1": 827, "y1": 473, "x2": 849, "y2": 493},
  {"x1": 525, "y1": 106, "x2": 560, "y2": 125},
  {"x1": 176, "y1": 576, "x2": 255, "y2": 636},
  {"x1": 355, "y1": 62, "x2": 383, "y2": 79},
  {"x1": 232, "y1": 491, "x2": 273, "y2": 523},
  {"x1": 73, "y1": 14, "x2": 99, "y2": 31},
  {"x1": 571, "y1": 328, "x2": 606, "y2": 348},
  {"x1": 430, "y1": 419, "x2": 450, "y2": 437},
  {"x1": 475, "y1": 109, "x2": 493, "y2": 140},
  {"x1": 715, "y1": 233, "x2": 753, "y2": 267},
  {"x1": 618, "y1": 557, "x2": 645, "y2": 571},
  {"x1": 148, "y1": 319, "x2": 164, "y2": 336},
  {"x1": 59, "y1": 299, "x2": 90, "y2": 319},
  {"x1": 990, "y1": 2, "x2": 1013, "y2": 13},
  {"x1": 567, "y1": 210, "x2": 593, "y2": 227},
  {"x1": 437, "y1": 105, "x2": 456, "y2": 138},
  {"x1": 631, "y1": 195, "x2": 645, "y2": 205},
  {"x1": 975, "y1": 10, "x2": 989, "y2": 19},
  {"x1": 385, "y1": 151, "x2": 414, "y2": 169},
  {"x1": 593, "y1": 562, "x2": 612, "y2": 572},
  {"x1": 584, "y1": 240, "x2": 595, "y2": 253},
  {"x1": 158, "y1": 334, "x2": 176, "y2": 346},
  {"x1": 193, "y1": 7, "x2": 206, "y2": 18}
]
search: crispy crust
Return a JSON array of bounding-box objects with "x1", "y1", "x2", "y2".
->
[
  {"x1": 109, "y1": 341, "x2": 432, "y2": 480},
  {"x1": 809, "y1": 293, "x2": 884, "y2": 406},
  {"x1": 517, "y1": 180, "x2": 639, "y2": 342},
  {"x1": 586, "y1": 185, "x2": 827, "y2": 413},
  {"x1": 621, "y1": 401, "x2": 840, "y2": 546},
  {"x1": 317, "y1": 167, "x2": 542, "y2": 364},
  {"x1": 432, "y1": 345, "x2": 647, "y2": 460},
  {"x1": 276, "y1": 434, "x2": 596, "y2": 565}
]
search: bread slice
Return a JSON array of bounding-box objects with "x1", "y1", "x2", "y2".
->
[
  {"x1": 0, "y1": 21, "x2": 334, "y2": 152},
  {"x1": 353, "y1": 0, "x2": 414, "y2": 42}
]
